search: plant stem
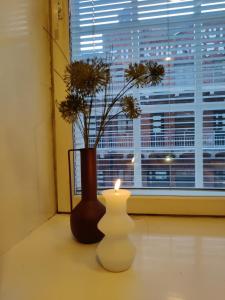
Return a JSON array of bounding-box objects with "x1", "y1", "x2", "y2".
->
[
  {"x1": 94, "y1": 110, "x2": 123, "y2": 148},
  {"x1": 87, "y1": 95, "x2": 94, "y2": 138},
  {"x1": 94, "y1": 80, "x2": 136, "y2": 147},
  {"x1": 83, "y1": 113, "x2": 89, "y2": 148}
]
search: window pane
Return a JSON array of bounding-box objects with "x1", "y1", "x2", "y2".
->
[
  {"x1": 203, "y1": 110, "x2": 225, "y2": 188},
  {"x1": 70, "y1": 0, "x2": 225, "y2": 193},
  {"x1": 142, "y1": 150, "x2": 195, "y2": 188}
]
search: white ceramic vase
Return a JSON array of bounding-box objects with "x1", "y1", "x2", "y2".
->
[{"x1": 96, "y1": 189, "x2": 136, "y2": 272}]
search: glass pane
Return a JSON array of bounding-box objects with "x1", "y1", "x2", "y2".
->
[{"x1": 70, "y1": 0, "x2": 225, "y2": 194}]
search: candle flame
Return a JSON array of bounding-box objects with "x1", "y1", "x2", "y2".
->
[{"x1": 114, "y1": 179, "x2": 121, "y2": 191}]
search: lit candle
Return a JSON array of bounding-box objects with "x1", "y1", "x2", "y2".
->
[
  {"x1": 102, "y1": 179, "x2": 131, "y2": 214},
  {"x1": 96, "y1": 179, "x2": 135, "y2": 272}
]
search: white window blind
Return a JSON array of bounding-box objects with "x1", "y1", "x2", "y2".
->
[{"x1": 70, "y1": 0, "x2": 225, "y2": 193}]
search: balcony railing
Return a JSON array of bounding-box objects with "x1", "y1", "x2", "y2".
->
[
  {"x1": 87, "y1": 134, "x2": 225, "y2": 149},
  {"x1": 203, "y1": 134, "x2": 225, "y2": 147},
  {"x1": 89, "y1": 137, "x2": 133, "y2": 149},
  {"x1": 141, "y1": 134, "x2": 195, "y2": 148}
]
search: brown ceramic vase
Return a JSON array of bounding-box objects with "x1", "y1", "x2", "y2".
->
[{"x1": 70, "y1": 148, "x2": 106, "y2": 244}]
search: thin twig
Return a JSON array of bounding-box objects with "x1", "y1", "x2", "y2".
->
[
  {"x1": 106, "y1": 81, "x2": 136, "y2": 114},
  {"x1": 94, "y1": 86, "x2": 109, "y2": 147},
  {"x1": 94, "y1": 110, "x2": 124, "y2": 148},
  {"x1": 53, "y1": 68, "x2": 64, "y2": 82},
  {"x1": 107, "y1": 110, "x2": 123, "y2": 123},
  {"x1": 43, "y1": 26, "x2": 70, "y2": 64},
  {"x1": 95, "y1": 81, "x2": 135, "y2": 145}
]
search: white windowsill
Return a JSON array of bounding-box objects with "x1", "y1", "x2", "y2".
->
[
  {"x1": 72, "y1": 192, "x2": 225, "y2": 216},
  {"x1": 129, "y1": 189, "x2": 225, "y2": 197}
]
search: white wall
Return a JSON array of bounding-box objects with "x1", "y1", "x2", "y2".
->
[{"x1": 0, "y1": 0, "x2": 56, "y2": 255}]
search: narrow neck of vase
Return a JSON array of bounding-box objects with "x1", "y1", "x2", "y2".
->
[{"x1": 80, "y1": 148, "x2": 97, "y2": 201}]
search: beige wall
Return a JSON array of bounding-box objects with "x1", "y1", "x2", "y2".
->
[{"x1": 0, "y1": 0, "x2": 56, "y2": 255}]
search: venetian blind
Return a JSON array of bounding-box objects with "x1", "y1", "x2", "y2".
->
[{"x1": 70, "y1": 0, "x2": 225, "y2": 192}]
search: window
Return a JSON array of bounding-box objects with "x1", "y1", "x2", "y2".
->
[{"x1": 70, "y1": 0, "x2": 225, "y2": 193}]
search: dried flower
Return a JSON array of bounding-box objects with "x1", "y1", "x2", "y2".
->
[
  {"x1": 57, "y1": 58, "x2": 164, "y2": 148},
  {"x1": 64, "y1": 58, "x2": 110, "y2": 96},
  {"x1": 121, "y1": 95, "x2": 142, "y2": 118},
  {"x1": 58, "y1": 94, "x2": 86, "y2": 123},
  {"x1": 145, "y1": 61, "x2": 165, "y2": 86},
  {"x1": 125, "y1": 61, "x2": 165, "y2": 87},
  {"x1": 125, "y1": 63, "x2": 147, "y2": 87}
]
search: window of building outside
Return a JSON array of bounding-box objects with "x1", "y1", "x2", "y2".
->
[{"x1": 70, "y1": 0, "x2": 225, "y2": 195}]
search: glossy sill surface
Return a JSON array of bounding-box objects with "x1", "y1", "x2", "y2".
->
[{"x1": 1, "y1": 215, "x2": 225, "y2": 300}]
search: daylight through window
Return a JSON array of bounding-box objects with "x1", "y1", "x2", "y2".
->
[{"x1": 70, "y1": 0, "x2": 225, "y2": 193}]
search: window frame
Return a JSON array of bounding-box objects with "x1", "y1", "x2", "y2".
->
[{"x1": 51, "y1": 0, "x2": 225, "y2": 214}]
